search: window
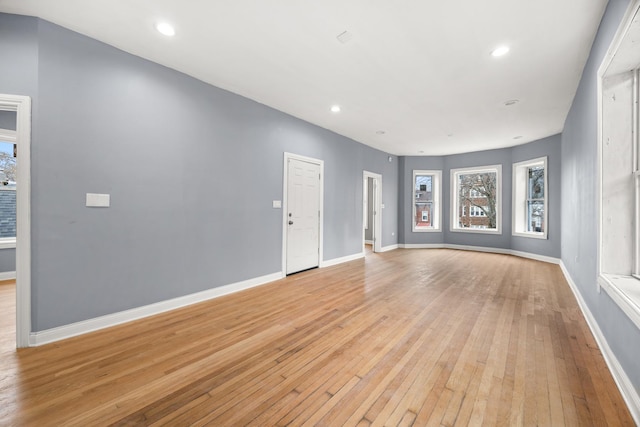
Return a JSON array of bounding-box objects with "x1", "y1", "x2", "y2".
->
[
  {"x1": 512, "y1": 157, "x2": 547, "y2": 239},
  {"x1": 469, "y1": 205, "x2": 487, "y2": 217},
  {"x1": 451, "y1": 165, "x2": 502, "y2": 233},
  {"x1": 412, "y1": 170, "x2": 442, "y2": 232},
  {"x1": 0, "y1": 122, "x2": 16, "y2": 249},
  {"x1": 597, "y1": 1, "x2": 640, "y2": 331}
]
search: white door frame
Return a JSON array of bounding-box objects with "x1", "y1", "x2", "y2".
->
[
  {"x1": 282, "y1": 152, "x2": 324, "y2": 275},
  {"x1": 0, "y1": 94, "x2": 32, "y2": 348},
  {"x1": 363, "y1": 171, "x2": 382, "y2": 253}
]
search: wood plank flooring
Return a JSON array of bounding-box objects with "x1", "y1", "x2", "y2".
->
[{"x1": 0, "y1": 249, "x2": 635, "y2": 426}]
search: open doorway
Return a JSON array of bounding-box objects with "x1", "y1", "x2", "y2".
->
[
  {"x1": 363, "y1": 171, "x2": 382, "y2": 254},
  {"x1": 0, "y1": 109, "x2": 17, "y2": 351},
  {"x1": 0, "y1": 94, "x2": 31, "y2": 348}
]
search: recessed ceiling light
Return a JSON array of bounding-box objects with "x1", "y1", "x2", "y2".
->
[
  {"x1": 418, "y1": 150, "x2": 425, "y2": 154},
  {"x1": 513, "y1": 135, "x2": 523, "y2": 140},
  {"x1": 491, "y1": 45, "x2": 510, "y2": 57},
  {"x1": 330, "y1": 105, "x2": 341, "y2": 113},
  {"x1": 156, "y1": 22, "x2": 176, "y2": 37},
  {"x1": 504, "y1": 99, "x2": 519, "y2": 106},
  {"x1": 376, "y1": 130, "x2": 386, "y2": 135}
]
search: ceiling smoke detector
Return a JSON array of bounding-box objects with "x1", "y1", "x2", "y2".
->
[{"x1": 336, "y1": 31, "x2": 354, "y2": 44}]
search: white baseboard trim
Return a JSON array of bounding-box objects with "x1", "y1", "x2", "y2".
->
[
  {"x1": 444, "y1": 243, "x2": 512, "y2": 256},
  {"x1": 509, "y1": 249, "x2": 561, "y2": 265},
  {"x1": 29, "y1": 271, "x2": 284, "y2": 347},
  {"x1": 397, "y1": 244, "x2": 561, "y2": 264},
  {"x1": 364, "y1": 240, "x2": 373, "y2": 245},
  {"x1": 0, "y1": 271, "x2": 16, "y2": 281},
  {"x1": 559, "y1": 262, "x2": 640, "y2": 424},
  {"x1": 320, "y1": 252, "x2": 365, "y2": 268},
  {"x1": 399, "y1": 243, "x2": 445, "y2": 249},
  {"x1": 380, "y1": 244, "x2": 399, "y2": 252}
]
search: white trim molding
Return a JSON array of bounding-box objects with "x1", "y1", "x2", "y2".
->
[
  {"x1": 30, "y1": 271, "x2": 283, "y2": 347},
  {"x1": 321, "y1": 252, "x2": 365, "y2": 268},
  {"x1": 560, "y1": 263, "x2": 640, "y2": 425},
  {"x1": 380, "y1": 244, "x2": 399, "y2": 253},
  {"x1": 0, "y1": 271, "x2": 16, "y2": 281},
  {"x1": 399, "y1": 243, "x2": 445, "y2": 249},
  {"x1": 398, "y1": 243, "x2": 560, "y2": 264},
  {"x1": 0, "y1": 238, "x2": 16, "y2": 250},
  {"x1": 0, "y1": 128, "x2": 17, "y2": 142},
  {"x1": 598, "y1": 274, "x2": 640, "y2": 331}
]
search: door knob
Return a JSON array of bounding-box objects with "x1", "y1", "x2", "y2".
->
[{"x1": 289, "y1": 220, "x2": 294, "y2": 225}]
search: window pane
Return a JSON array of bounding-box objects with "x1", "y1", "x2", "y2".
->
[
  {"x1": 456, "y1": 171, "x2": 497, "y2": 230},
  {"x1": 527, "y1": 200, "x2": 544, "y2": 233},
  {"x1": 0, "y1": 141, "x2": 16, "y2": 238},
  {"x1": 415, "y1": 202, "x2": 432, "y2": 228},
  {"x1": 414, "y1": 175, "x2": 433, "y2": 229},
  {"x1": 528, "y1": 167, "x2": 544, "y2": 199}
]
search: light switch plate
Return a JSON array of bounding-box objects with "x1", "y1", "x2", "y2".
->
[
  {"x1": 86, "y1": 193, "x2": 110, "y2": 207},
  {"x1": 272, "y1": 200, "x2": 282, "y2": 208}
]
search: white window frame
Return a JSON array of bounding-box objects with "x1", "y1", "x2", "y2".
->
[
  {"x1": 596, "y1": 0, "x2": 640, "y2": 332},
  {"x1": 512, "y1": 157, "x2": 548, "y2": 239},
  {"x1": 412, "y1": 170, "x2": 442, "y2": 232},
  {"x1": 450, "y1": 164, "x2": 502, "y2": 234}
]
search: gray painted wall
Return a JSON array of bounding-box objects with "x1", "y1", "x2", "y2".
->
[
  {"x1": 399, "y1": 156, "x2": 445, "y2": 245},
  {"x1": 0, "y1": 14, "x2": 33, "y2": 277},
  {"x1": 399, "y1": 135, "x2": 561, "y2": 258},
  {"x1": 0, "y1": 111, "x2": 17, "y2": 131},
  {"x1": 0, "y1": 248, "x2": 16, "y2": 273},
  {"x1": 561, "y1": 0, "x2": 640, "y2": 394},
  {"x1": 0, "y1": 14, "x2": 398, "y2": 331},
  {"x1": 0, "y1": 14, "x2": 39, "y2": 100}
]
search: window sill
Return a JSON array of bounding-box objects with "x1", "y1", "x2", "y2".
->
[
  {"x1": 512, "y1": 231, "x2": 547, "y2": 240},
  {"x1": 599, "y1": 274, "x2": 640, "y2": 331},
  {"x1": 0, "y1": 239, "x2": 16, "y2": 250},
  {"x1": 450, "y1": 228, "x2": 501, "y2": 235},
  {"x1": 412, "y1": 227, "x2": 442, "y2": 233}
]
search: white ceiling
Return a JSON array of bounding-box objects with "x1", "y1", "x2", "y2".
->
[{"x1": 0, "y1": 0, "x2": 609, "y2": 155}]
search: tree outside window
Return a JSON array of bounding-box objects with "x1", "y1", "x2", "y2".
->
[
  {"x1": 451, "y1": 165, "x2": 502, "y2": 233},
  {"x1": 527, "y1": 166, "x2": 545, "y2": 232}
]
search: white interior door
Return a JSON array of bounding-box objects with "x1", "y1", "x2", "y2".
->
[{"x1": 286, "y1": 157, "x2": 321, "y2": 274}]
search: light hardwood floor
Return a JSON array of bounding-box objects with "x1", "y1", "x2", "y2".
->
[{"x1": 0, "y1": 249, "x2": 635, "y2": 426}]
